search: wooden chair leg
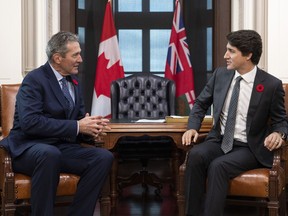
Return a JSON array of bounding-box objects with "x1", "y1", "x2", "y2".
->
[
  {"x1": 267, "y1": 198, "x2": 281, "y2": 216},
  {"x1": 4, "y1": 207, "x2": 17, "y2": 216},
  {"x1": 268, "y1": 208, "x2": 279, "y2": 216},
  {"x1": 280, "y1": 190, "x2": 287, "y2": 216},
  {"x1": 177, "y1": 195, "x2": 185, "y2": 216}
]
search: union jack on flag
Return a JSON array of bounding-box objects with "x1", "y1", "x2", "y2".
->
[{"x1": 165, "y1": 0, "x2": 195, "y2": 115}]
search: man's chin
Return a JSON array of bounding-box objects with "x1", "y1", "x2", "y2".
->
[
  {"x1": 226, "y1": 65, "x2": 234, "y2": 70},
  {"x1": 71, "y1": 69, "x2": 79, "y2": 74}
]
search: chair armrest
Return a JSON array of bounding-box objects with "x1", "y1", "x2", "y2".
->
[
  {"x1": 270, "y1": 140, "x2": 288, "y2": 177},
  {"x1": 280, "y1": 140, "x2": 288, "y2": 161},
  {"x1": 0, "y1": 146, "x2": 14, "y2": 192},
  {"x1": 181, "y1": 133, "x2": 208, "y2": 151},
  {"x1": 195, "y1": 133, "x2": 208, "y2": 144},
  {"x1": 268, "y1": 140, "x2": 287, "y2": 198},
  {"x1": 180, "y1": 133, "x2": 208, "y2": 172}
]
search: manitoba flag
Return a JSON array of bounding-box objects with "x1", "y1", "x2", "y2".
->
[
  {"x1": 164, "y1": 0, "x2": 195, "y2": 115},
  {"x1": 91, "y1": 0, "x2": 125, "y2": 118}
]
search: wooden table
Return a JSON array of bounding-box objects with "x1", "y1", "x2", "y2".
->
[{"x1": 102, "y1": 118, "x2": 213, "y2": 208}]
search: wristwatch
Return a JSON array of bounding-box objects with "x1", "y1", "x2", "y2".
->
[{"x1": 278, "y1": 132, "x2": 287, "y2": 141}]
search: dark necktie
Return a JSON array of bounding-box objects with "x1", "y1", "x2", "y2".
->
[
  {"x1": 221, "y1": 76, "x2": 242, "y2": 153},
  {"x1": 60, "y1": 77, "x2": 74, "y2": 115}
]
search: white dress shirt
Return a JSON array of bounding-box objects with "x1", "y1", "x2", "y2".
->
[{"x1": 220, "y1": 66, "x2": 257, "y2": 143}]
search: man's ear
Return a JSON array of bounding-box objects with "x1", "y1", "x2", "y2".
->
[
  {"x1": 246, "y1": 53, "x2": 253, "y2": 61},
  {"x1": 52, "y1": 53, "x2": 62, "y2": 64}
]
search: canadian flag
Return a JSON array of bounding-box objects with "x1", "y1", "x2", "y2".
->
[
  {"x1": 91, "y1": 0, "x2": 125, "y2": 118},
  {"x1": 164, "y1": 0, "x2": 195, "y2": 115}
]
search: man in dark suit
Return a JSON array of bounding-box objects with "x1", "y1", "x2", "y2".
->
[
  {"x1": 182, "y1": 30, "x2": 288, "y2": 216},
  {"x1": 0, "y1": 31, "x2": 114, "y2": 215}
]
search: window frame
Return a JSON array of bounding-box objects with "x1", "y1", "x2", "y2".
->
[{"x1": 60, "y1": 0, "x2": 231, "y2": 112}]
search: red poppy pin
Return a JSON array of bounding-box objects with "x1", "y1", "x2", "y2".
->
[
  {"x1": 72, "y1": 79, "x2": 78, "y2": 85},
  {"x1": 256, "y1": 84, "x2": 264, "y2": 92}
]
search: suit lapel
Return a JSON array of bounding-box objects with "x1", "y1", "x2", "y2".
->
[
  {"x1": 246, "y1": 68, "x2": 265, "y2": 133},
  {"x1": 69, "y1": 75, "x2": 81, "y2": 117},
  {"x1": 44, "y1": 63, "x2": 72, "y2": 118},
  {"x1": 44, "y1": 62, "x2": 82, "y2": 119},
  {"x1": 218, "y1": 71, "x2": 235, "y2": 108},
  {"x1": 213, "y1": 70, "x2": 235, "y2": 124}
]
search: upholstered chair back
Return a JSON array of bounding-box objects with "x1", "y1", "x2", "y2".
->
[
  {"x1": 0, "y1": 84, "x2": 20, "y2": 138},
  {"x1": 110, "y1": 72, "x2": 175, "y2": 119}
]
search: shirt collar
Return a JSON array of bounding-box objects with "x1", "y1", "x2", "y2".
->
[
  {"x1": 49, "y1": 62, "x2": 65, "y2": 82},
  {"x1": 235, "y1": 66, "x2": 257, "y2": 83}
]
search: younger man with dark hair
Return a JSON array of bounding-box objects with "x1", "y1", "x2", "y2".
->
[{"x1": 182, "y1": 29, "x2": 288, "y2": 216}]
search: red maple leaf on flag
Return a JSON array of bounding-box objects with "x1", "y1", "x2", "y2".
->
[
  {"x1": 91, "y1": 0, "x2": 124, "y2": 118},
  {"x1": 95, "y1": 48, "x2": 124, "y2": 98}
]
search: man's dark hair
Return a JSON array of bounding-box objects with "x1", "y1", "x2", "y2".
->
[
  {"x1": 226, "y1": 30, "x2": 262, "y2": 65},
  {"x1": 46, "y1": 31, "x2": 79, "y2": 62}
]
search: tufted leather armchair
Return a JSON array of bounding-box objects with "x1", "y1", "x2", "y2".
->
[
  {"x1": 111, "y1": 72, "x2": 175, "y2": 119},
  {"x1": 110, "y1": 72, "x2": 177, "y2": 198},
  {"x1": 177, "y1": 84, "x2": 288, "y2": 216},
  {"x1": 0, "y1": 84, "x2": 110, "y2": 215}
]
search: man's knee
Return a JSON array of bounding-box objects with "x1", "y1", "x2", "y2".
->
[
  {"x1": 207, "y1": 159, "x2": 228, "y2": 177},
  {"x1": 187, "y1": 148, "x2": 206, "y2": 168},
  {"x1": 89, "y1": 148, "x2": 114, "y2": 167},
  {"x1": 98, "y1": 149, "x2": 114, "y2": 168},
  {"x1": 36, "y1": 145, "x2": 61, "y2": 164}
]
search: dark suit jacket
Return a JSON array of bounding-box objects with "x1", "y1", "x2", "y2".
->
[
  {"x1": 0, "y1": 62, "x2": 88, "y2": 159},
  {"x1": 188, "y1": 67, "x2": 288, "y2": 167}
]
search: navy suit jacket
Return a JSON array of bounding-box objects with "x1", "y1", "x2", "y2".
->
[
  {"x1": 188, "y1": 67, "x2": 288, "y2": 167},
  {"x1": 0, "y1": 62, "x2": 87, "y2": 159}
]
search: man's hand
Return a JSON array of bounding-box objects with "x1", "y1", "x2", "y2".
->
[
  {"x1": 78, "y1": 113, "x2": 111, "y2": 140},
  {"x1": 182, "y1": 129, "x2": 199, "y2": 146},
  {"x1": 264, "y1": 131, "x2": 284, "y2": 151}
]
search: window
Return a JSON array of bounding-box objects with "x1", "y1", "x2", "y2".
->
[
  {"x1": 114, "y1": 0, "x2": 214, "y2": 79},
  {"x1": 61, "y1": 0, "x2": 231, "y2": 112},
  {"x1": 115, "y1": 0, "x2": 174, "y2": 76}
]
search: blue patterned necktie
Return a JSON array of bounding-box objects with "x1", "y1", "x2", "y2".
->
[
  {"x1": 60, "y1": 77, "x2": 74, "y2": 115},
  {"x1": 221, "y1": 76, "x2": 242, "y2": 153}
]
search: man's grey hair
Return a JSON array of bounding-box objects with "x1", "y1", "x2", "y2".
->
[{"x1": 46, "y1": 31, "x2": 79, "y2": 62}]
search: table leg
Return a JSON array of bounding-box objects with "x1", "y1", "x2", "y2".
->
[
  {"x1": 110, "y1": 152, "x2": 119, "y2": 208},
  {"x1": 100, "y1": 174, "x2": 111, "y2": 216}
]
